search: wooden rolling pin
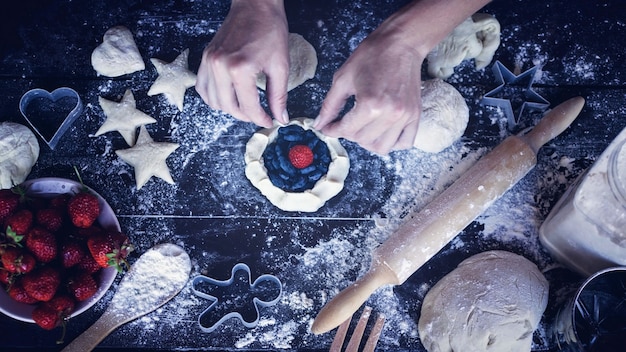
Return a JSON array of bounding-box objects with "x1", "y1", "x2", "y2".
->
[{"x1": 311, "y1": 96, "x2": 585, "y2": 335}]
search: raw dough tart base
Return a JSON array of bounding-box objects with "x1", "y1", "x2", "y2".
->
[{"x1": 245, "y1": 118, "x2": 349, "y2": 212}]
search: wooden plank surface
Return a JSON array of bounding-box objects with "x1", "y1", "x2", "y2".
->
[{"x1": 1, "y1": 0, "x2": 625, "y2": 350}]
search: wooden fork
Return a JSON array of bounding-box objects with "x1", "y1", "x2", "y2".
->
[{"x1": 329, "y1": 306, "x2": 386, "y2": 352}]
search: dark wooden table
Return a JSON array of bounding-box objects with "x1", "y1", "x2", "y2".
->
[{"x1": 1, "y1": 0, "x2": 625, "y2": 350}]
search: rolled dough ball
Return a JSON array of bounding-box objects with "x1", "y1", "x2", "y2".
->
[
  {"x1": 427, "y1": 13, "x2": 501, "y2": 79},
  {"x1": 0, "y1": 122, "x2": 40, "y2": 189},
  {"x1": 414, "y1": 79, "x2": 469, "y2": 153},
  {"x1": 91, "y1": 26, "x2": 145, "y2": 77},
  {"x1": 418, "y1": 250, "x2": 548, "y2": 352},
  {"x1": 256, "y1": 33, "x2": 317, "y2": 92}
]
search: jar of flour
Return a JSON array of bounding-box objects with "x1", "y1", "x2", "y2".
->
[{"x1": 540, "y1": 127, "x2": 626, "y2": 276}]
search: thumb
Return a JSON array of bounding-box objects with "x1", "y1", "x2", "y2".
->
[{"x1": 314, "y1": 83, "x2": 352, "y2": 130}]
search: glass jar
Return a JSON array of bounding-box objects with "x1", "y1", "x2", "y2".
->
[{"x1": 540, "y1": 127, "x2": 626, "y2": 276}]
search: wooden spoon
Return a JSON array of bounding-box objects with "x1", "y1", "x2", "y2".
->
[{"x1": 62, "y1": 243, "x2": 191, "y2": 352}]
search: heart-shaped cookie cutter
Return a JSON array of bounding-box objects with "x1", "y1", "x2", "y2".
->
[
  {"x1": 191, "y1": 263, "x2": 282, "y2": 333},
  {"x1": 19, "y1": 87, "x2": 83, "y2": 150}
]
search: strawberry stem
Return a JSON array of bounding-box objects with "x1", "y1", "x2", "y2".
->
[
  {"x1": 56, "y1": 318, "x2": 68, "y2": 344},
  {"x1": 4, "y1": 227, "x2": 24, "y2": 246},
  {"x1": 72, "y1": 166, "x2": 89, "y2": 193}
]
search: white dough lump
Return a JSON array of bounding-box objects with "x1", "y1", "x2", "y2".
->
[
  {"x1": 91, "y1": 26, "x2": 145, "y2": 77},
  {"x1": 427, "y1": 13, "x2": 501, "y2": 79},
  {"x1": 418, "y1": 250, "x2": 548, "y2": 352},
  {"x1": 414, "y1": 79, "x2": 469, "y2": 153},
  {"x1": 0, "y1": 122, "x2": 40, "y2": 189},
  {"x1": 257, "y1": 33, "x2": 318, "y2": 91}
]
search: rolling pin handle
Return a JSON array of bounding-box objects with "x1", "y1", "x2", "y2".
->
[
  {"x1": 311, "y1": 264, "x2": 397, "y2": 335},
  {"x1": 524, "y1": 96, "x2": 585, "y2": 152}
]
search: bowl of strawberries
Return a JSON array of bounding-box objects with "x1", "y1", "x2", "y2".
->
[{"x1": 0, "y1": 177, "x2": 132, "y2": 330}]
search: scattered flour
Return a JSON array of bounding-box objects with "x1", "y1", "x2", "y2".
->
[{"x1": 41, "y1": 1, "x2": 620, "y2": 351}]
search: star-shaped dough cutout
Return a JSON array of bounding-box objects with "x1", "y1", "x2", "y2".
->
[
  {"x1": 147, "y1": 49, "x2": 197, "y2": 111},
  {"x1": 95, "y1": 89, "x2": 157, "y2": 146},
  {"x1": 115, "y1": 126, "x2": 179, "y2": 190}
]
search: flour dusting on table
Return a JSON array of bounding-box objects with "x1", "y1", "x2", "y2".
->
[{"x1": 20, "y1": 1, "x2": 621, "y2": 350}]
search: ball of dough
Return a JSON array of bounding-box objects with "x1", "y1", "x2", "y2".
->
[
  {"x1": 91, "y1": 26, "x2": 145, "y2": 77},
  {"x1": 427, "y1": 13, "x2": 501, "y2": 79},
  {"x1": 0, "y1": 122, "x2": 40, "y2": 189},
  {"x1": 256, "y1": 33, "x2": 318, "y2": 92},
  {"x1": 418, "y1": 250, "x2": 548, "y2": 352},
  {"x1": 414, "y1": 79, "x2": 469, "y2": 153}
]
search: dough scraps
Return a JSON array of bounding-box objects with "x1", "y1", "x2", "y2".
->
[
  {"x1": 0, "y1": 122, "x2": 40, "y2": 189},
  {"x1": 115, "y1": 126, "x2": 179, "y2": 190},
  {"x1": 415, "y1": 79, "x2": 469, "y2": 153},
  {"x1": 418, "y1": 250, "x2": 548, "y2": 352},
  {"x1": 256, "y1": 33, "x2": 318, "y2": 92},
  {"x1": 244, "y1": 118, "x2": 349, "y2": 212},
  {"x1": 95, "y1": 89, "x2": 157, "y2": 146},
  {"x1": 147, "y1": 49, "x2": 197, "y2": 111},
  {"x1": 427, "y1": 13, "x2": 501, "y2": 79},
  {"x1": 91, "y1": 26, "x2": 145, "y2": 77}
]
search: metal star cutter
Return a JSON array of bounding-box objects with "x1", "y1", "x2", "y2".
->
[
  {"x1": 481, "y1": 60, "x2": 550, "y2": 130},
  {"x1": 191, "y1": 263, "x2": 282, "y2": 333}
]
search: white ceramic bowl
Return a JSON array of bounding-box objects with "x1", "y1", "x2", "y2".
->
[{"x1": 0, "y1": 177, "x2": 119, "y2": 323}]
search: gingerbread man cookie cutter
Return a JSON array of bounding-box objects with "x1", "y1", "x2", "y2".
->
[{"x1": 191, "y1": 263, "x2": 282, "y2": 333}]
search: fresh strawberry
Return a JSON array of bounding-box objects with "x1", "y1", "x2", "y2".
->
[
  {"x1": 73, "y1": 224, "x2": 105, "y2": 239},
  {"x1": 60, "y1": 240, "x2": 86, "y2": 268},
  {"x1": 25, "y1": 227, "x2": 57, "y2": 263},
  {"x1": 67, "y1": 272, "x2": 98, "y2": 301},
  {"x1": 288, "y1": 144, "x2": 314, "y2": 169},
  {"x1": 0, "y1": 189, "x2": 20, "y2": 222},
  {"x1": 7, "y1": 280, "x2": 39, "y2": 304},
  {"x1": 48, "y1": 194, "x2": 71, "y2": 209},
  {"x1": 1, "y1": 247, "x2": 36, "y2": 274},
  {"x1": 32, "y1": 305, "x2": 61, "y2": 330},
  {"x1": 22, "y1": 266, "x2": 61, "y2": 302},
  {"x1": 0, "y1": 269, "x2": 13, "y2": 286},
  {"x1": 35, "y1": 208, "x2": 63, "y2": 232},
  {"x1": 4, "y1": 209, "x2": 33, "y2": 236},
  {"x1": 87, "y1": 231, "x2": 133, "y2": 272},
  {"x1": 44, "y1": 294, "x2": 75, "y2": 316},
  {"x1": 77, "y1": 253, "x2": 101, "y2": 274},
  {"x1": 67, "y1": 193, "x2": 100, "y2": 228}
]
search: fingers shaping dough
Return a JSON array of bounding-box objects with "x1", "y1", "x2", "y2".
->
[{"x1": 256, "y1": 33, "x2": 318, "y2": 92}]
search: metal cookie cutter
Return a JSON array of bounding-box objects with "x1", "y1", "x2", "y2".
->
[
  {"x1": 19, "y1": 87, "x2": 83, "y2": 150},
  {"x1": 191, "y1": 263, "x2": 282, "y2": 333},
  {"x1": 481, "y1": 60, "x2": 549, "y2": 130}
]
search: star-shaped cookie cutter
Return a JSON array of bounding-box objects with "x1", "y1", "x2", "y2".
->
[
  {"x1": 481, "y1": 60, "x2": 550, "y2": 130},
  {"x1": 191, "y1": 263, "x2": 282, "y2": 333}
]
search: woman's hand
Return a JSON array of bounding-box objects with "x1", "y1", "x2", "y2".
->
[
  {"x1": 314, "y1": 28, "x2": 424, "y2": 155},
  {"x1": 315, "y1": 0, "x2": 491, "y2": 155},
  {"x1": 195, "y1": 0, "x2": 289, "y2": 128}
]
